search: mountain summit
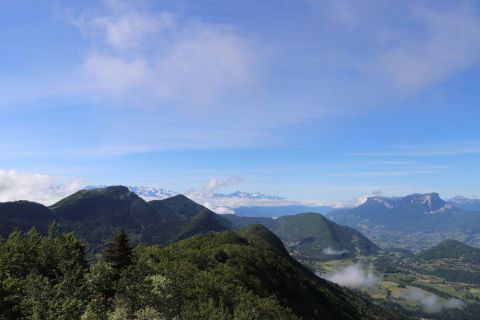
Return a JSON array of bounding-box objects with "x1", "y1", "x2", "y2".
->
[{"x1": 364, "y1": 193, "x2": 448, "y2": 213}]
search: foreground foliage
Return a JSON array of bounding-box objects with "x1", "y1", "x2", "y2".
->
[{"x1": 0, "y1": 224, "x2": 401, "y2": 320}]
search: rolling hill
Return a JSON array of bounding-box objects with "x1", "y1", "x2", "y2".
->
[
  {"x1": 417, "y1": 239, "x2": 480, "y2": 264},
  {"x1": 225, "y1": 212, "x2": 379, "y2": 260},
  {"x1": 233, "y1": 205, "x2": 335, "y2": 217}
]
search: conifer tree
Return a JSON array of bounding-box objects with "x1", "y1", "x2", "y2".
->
[{"x1": 102, "y1": 230, "x2": 133, "y2": 270}]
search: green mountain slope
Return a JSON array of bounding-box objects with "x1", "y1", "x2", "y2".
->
[
  {"x1": 225, "y1": 212, "x2": 379, "y2": 260},
  {"x1": 146, "y1": 194, "x2": 231, "y2": 243},
  {"x1": 141, "y1": 224, "x2": 404, "y2": 320},
  {"x1": 50, "y1": 186, "x2": 149, "y2": 253}
]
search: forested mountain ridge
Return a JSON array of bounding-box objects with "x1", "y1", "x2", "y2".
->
[
  {"x1": 0, "y1": 223, "x2": 406, "y2": 320},
  {"x1": 0, "y1": 186, "x2": 232, "y2": 256},
  {"x1": 417, "y1": 239, "x2": 480, "y2": 263}
]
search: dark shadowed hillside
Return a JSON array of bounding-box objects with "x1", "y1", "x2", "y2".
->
[{"x1": 0, "y1": 201, "x2": 54, "y2": 235}]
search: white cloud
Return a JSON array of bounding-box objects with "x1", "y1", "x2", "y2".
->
[
  {"x1": 377, "y1": 3, "x2": 480, "y2": 94},
  {"x1": 153, "y1": 24, "x2": 253, "y2": 103},
  {"x1": 183, "y1": 193, "x2": 334, "y2": 213},
  {"x1": 75, "y1": 2, "x2": 255, "y2": 105},
  {"x1": 3, "y1": 0, "x2": 480, "y2": 161},
  {"x1": 311, "y1": 0, "x2": 480, "y2": 95},
  {"x1": 92, "y1": 11, "x2": 175, "y2": 51},
  {"x1": 82, "y1": 54, "x2": 150, "y2": 94},
  {"x1": 353, "y1": 190, "x2": 384, "y2": 206},
  {"x1": 322, "y1": 247, "x2": 348, "y2": 255},
  {"x1": 402, "y1": 288, "x2": 464, "y2": 313},
  {"x1": 201, "y1": 201, "x2": 235, "y2": 215},
  {"x1": 0, "y1": 169, "x2": 82, "y2": 205},
  {"x1": 352, "y1": 140, "x2": 480, "y2": 157},
  {"x1": 322, "y1": 263, "x2": 377, "y2": 288},
  {"x1": 204, "y1": 176, "x2": 243, "y2": 192}
]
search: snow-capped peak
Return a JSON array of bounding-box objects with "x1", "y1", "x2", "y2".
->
[{"x1": 127, "y1": 186, "x2": 178, "y2": 200}]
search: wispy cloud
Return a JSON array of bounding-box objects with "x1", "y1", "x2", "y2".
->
[
  {"x1": 313, "y1": 0, "x2": 480, "y2": 95},
  {"x1": 324, "y1": 170, "x2": 438, "y2": 177},
  {"x1": 203, "y1": 176, "x2": 243, "y2": 192},
  {"x1": 322, "y1": 247, "x2": 348, "y2": 255},
  {"x1": 70, "y1": 1, "x2": 256, "y2": 106},
  {"x1": 376, "y1": 2, "x2": 480, "y2": 94},
  {"x1": 1, "y1": 0, "x2": 480, "y2": 161},
  {"x1": 402, "y1": 288, "x2": 464, "y2": 313},
  {"x1": 90, "y1": 9, "x2": 175, "y2": 52},
  {"x1": 352, "y1": 140, "x2": 480, "y2": 157}
]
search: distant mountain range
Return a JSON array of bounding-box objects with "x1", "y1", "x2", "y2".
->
[
  {"x1": 5, "y1": 185, "x2": 480, "y2": 255},
  {"x1": 119, "y1": 185, "x2": 285, "y2": 201},
  {"x1": 85, "y1": 185, "x2": 335, "y2": 216},
  {"x1": 328, "y1": 193, "x2": 480, "y2": 251},
  {"x1": 80, "y1": 185, "x2": 480, "y2": 217},
  {"x1": 448, "y1": 196, "x2": 480, "y2": 211}
]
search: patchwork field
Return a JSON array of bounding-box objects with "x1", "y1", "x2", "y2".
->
[{"x1": 298, "y1": 250, "x2": 480, "y2": 319}]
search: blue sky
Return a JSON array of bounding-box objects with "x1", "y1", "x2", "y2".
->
[{"x1": 0, "y1": 0, "x2": 480, "y2": 203}]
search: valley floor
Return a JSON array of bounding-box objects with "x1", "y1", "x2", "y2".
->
[{"x1": 297, "y1": 252, "x2": 480, "y2": 320}]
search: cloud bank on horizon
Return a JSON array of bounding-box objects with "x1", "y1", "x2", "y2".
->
[
  {"x1": 0, "y1": 170, "x2": 83, "y2": 205},
  {"x1": 0, "y1": 170, "x2": 330, "y2": 209}
]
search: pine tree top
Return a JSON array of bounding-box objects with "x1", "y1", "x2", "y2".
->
[{"x1": 102, "y1": 229, "x2": 133, "y2": 270}]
